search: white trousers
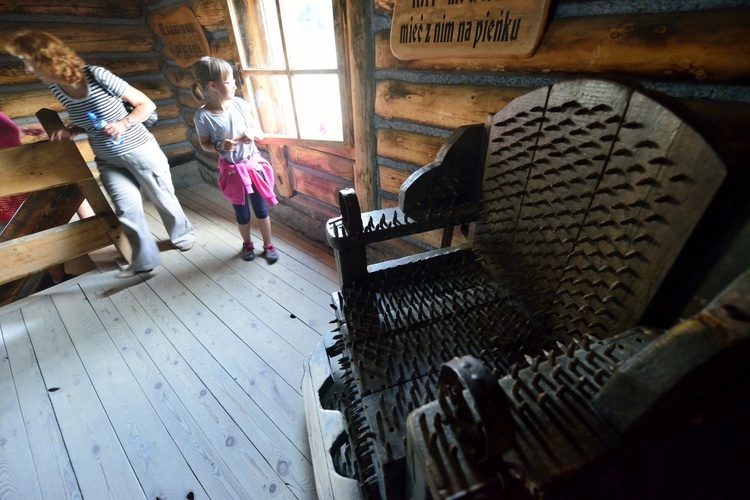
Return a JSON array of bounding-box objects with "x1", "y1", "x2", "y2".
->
[{"x1": 96, "y1": 138, "x2": 195, "y2": 271}]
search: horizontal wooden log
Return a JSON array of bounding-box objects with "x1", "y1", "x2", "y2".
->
[
  {"x1": 377, "y1": 129, "x2": 444, "y2": 166},
  {"x1": 376, "y1": 83, "x2": 750, "y2": 168},
  {"x1": 164, "y1": 143, "x2": 197, "y2": 160},
  {"x1": 378, "y1": 164, "x2": 410, "y2": 196},
  {"x1": 210, "y1": 37, "x2": 236, "y2": 61},
  {"x1": 178, "y1": 92, "x2": 202, "y2": 110},
  {"x1": 291, "y1": 166, "x2": 350, "y2": 207},
  {"x1": 376, "y1": 80, "x2": 524, "y2": 129},
  {"x1": 0, "y1": 56, "x2": 162, "y2": 86},
  {"x1": 152, "y1": 122, "x2": 190, "y2": 147},
  {"x1": 0, "y1": 80, "x2": 174, "y2": 120},
  {"x1": 184, "y1": 109, "x2": 196, "y2": 128},
  {"x1": 287, "y1": 146, "x2": 354, "y2": 182},
  {"x1": 0, "y1": 218, "x2": 115, "y2": 285},
  {"x1": 0, "y1": 89, "x2": 66, "y2": 120},
  {"x1": 154, "y1": 101, "x2": 182, "y2": 121},
  {"x1": 309, "y1": 145, "x2": 355, "y2": 160},
  {"x1": 375, "y1": 9, "x2": 750, "y2": 82},
  {"x1": 166, "y1": 65, "x2": 197, "y2": 90},
  {"x1": 189, "y1": 0, "x2": 229, "y2": 33},
  {"x1": 0, "y1": 0, "x2": 143, "y2": 18},
  {"x1": 0, "y1": 23, "x2": 155, "y2": 55},
  {"x1": 0, "y1": 140, "x2": 92, "y2": 197}
]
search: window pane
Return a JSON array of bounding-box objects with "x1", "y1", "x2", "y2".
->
[
  {"x1": 292, "y1": 74, "x2": 343, "y2": 141},
  {"x1": 235, "y1": 0, "x2": 286, "y2": 69},
  {"x1": 250, "y1": 75, "x2": 297, "y2": 136},
  {"x1": 280, "y1": 0, "x2": 338, "y2": 70},
  {"x1": 256, "y1": 0, "x2": 286, "y2": 68}
]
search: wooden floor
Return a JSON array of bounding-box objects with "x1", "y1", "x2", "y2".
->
[{"x1": 0, "y1": 182, "x2": 340, "y2": 499}]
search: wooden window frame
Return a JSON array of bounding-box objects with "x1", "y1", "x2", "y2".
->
[{"x1": 223, "y1": 0, "x2": 352, "y2": 148}]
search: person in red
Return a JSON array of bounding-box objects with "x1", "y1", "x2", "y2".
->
[
  {"x1": 0, "y1": 111, "x2": 31, "y2": 229},
  {"x1": 0, "y1": 111, "x2": 91, "y2": 284}
]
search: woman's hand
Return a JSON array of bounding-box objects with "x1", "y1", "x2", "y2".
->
[
  {"x1": 49, "y1": 125, "x2": 82, "y2": 141},
  {"x1": 102, "y1": 120, "x2": 129, "y2": 142}
]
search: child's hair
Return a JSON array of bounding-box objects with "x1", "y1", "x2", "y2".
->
[
  {"x1": 5, "y1": 30, "x2": 85, "y2": 85},
  {"x1": 191, "y1": 56, "x2": 234, "y2": 102}
]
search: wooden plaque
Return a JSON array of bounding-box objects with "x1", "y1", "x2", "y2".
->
[
  {"x1": 148, "y1": 5, "x2": 210, "y2": 68},
  {"x1": 390, "y1": 0, "x2": 552, "y2": 60}
]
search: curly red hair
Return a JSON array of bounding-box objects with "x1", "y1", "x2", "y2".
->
[{"x1": 5, "y1": 30, "x2": 85, "y2": 84}]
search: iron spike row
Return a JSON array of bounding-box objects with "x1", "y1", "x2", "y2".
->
[
  {"x1": 375, "y1": 410, "x2": 385, "y2": 436},
  {"x1": 593, "y1": 368, "x2": 608, "y2": 385}
]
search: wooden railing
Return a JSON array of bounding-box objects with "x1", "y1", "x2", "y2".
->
[{"x1": 0, "y1": 109, "x2": 125, "y2": 304}]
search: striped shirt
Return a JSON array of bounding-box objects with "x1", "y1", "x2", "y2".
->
[{"x1": 49, "y1": 65, "x2": 153, "y2": 158}]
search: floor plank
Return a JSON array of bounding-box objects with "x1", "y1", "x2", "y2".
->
[
  {"x1": 0, "y1": 183, "x2": 332, "y2": 499},
  {"x1": 22, "y1": 295, "x2": 145, "y2": 498},
  {"x1": 0, "y1": 311, "x2": 44, "y2": 500},
  {"x1": 0, "y1": 308, "x2": 79, "y2": 499}
]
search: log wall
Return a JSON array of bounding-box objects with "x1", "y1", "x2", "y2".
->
[
  {"x1": 370, "y1": 0, "x2": 750, "y2": 319},
  {"x1": 0, "y1": 2, "x2": 194, "y2": 164}
]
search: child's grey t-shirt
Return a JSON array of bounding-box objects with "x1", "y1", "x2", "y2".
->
[{"x1": 194, "y1": 97, "x2": 258, "y2": 164}]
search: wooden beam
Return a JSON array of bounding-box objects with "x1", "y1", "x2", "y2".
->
[
  {"x1": 377, "y1": 129, "x2": 444, "y2": 167},
  {"x1": 375, "y1": 9, "x2": 750, "y2": 82},
  {"x1": 287, "y1": 146, "x2": 354, "y2": 182},
  {"x1": 0, "y1": 23, "x2": 155, "y2": 55},
  {"x1": 346, "y1": 0, "x2": 377, "y2": 211},
  {"x1": 266, "y1": 144, "x2": 293, "y2": 198},
  {"x1": 0, "y1": 141, "x2": 93, "y2": 197},
  {"x1": 376, "y1": 81, "x2": 527, "y2": 130},
  {"x1": 292, "y1": 167, "x2": 350, "y2": 207},
  {"x1": 0, "y1": 218, "x2": 115, "y2": 286}
]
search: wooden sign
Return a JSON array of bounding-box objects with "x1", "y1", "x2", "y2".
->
[
  {"x1": 148, "y1": 5, "x2": 210, "y2": 68},
  {"x1": 391, "y1": 0, "x2": 552, "y2": 60}
]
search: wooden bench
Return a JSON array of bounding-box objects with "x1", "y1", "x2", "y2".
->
[
  {"x1": 0, "y1": 109, "x2": 125, "y2": 304},
  {"x1": 302, "y1": 79, "x2": 730, "y2": 499}
]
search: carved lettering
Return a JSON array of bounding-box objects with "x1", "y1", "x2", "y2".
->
[{"x1": 391, "y1": 0, "x2": 550, "y2": 59}]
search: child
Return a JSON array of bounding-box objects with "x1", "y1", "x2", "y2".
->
[{"x1": 191, "y1": 57, "x2": 279, "y2": 263}]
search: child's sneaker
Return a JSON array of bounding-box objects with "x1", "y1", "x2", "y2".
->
[
  {"x1": 241, "y1": 242, "x2": 255, "y2": 261},
  {"x1": 262, "y1": 244, "x2": 279, "y2": 263}
]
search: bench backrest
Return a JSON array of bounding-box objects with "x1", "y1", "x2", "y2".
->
[{"x1": 473, "y1": 79, "x2": 726, "y2": 340}]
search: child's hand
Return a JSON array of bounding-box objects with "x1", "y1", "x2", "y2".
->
[
  {"x1": 216, "y1": 138, "x2": 239, "y2": 152},
  {"x1": 235, "y1": 127, "x2": 265, "y2": 144}
]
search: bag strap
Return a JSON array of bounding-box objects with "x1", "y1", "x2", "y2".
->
[{"x1": 87, "y1": 65, "x2": 121, "y2": 100}]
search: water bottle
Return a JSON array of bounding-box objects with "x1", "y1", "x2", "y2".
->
[{"x1": 87, "y1": 111, "x2": 123, "y2": 145}]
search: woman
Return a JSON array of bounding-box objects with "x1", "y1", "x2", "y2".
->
[{"x1": 5, "y1": 30, "x2": 195, "y2": 277}]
